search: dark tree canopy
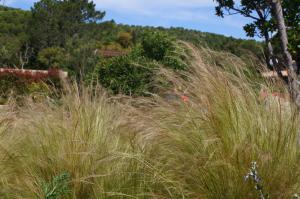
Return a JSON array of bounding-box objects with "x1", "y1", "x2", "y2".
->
[
  {"x1": 29, "y1": 0, "x2": 105, "y2": 50},
  {"x1": 0, "y1": 6, "x2": 30, "y2": 66}
]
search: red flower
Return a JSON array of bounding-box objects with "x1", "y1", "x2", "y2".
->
[{"x1": 181, "y1": 95, "x2": 189, "y2": 102}]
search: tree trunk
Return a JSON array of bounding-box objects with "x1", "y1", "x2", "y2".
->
[
  {"x1": 271, "y1": 0, "x2": 294, "y2": 69},
  {"x1": 271, "y1": 0, "x2": 300, "y2": 107},
  {"x1": 256, "y1": 8, "x2": 278, "y2": 71},
  {"x1": 296, "y1": 49, "x2": 300, "y2": 73},
  {"x1": 264, "y1": 31, "x2": 278, "y2": 70}
]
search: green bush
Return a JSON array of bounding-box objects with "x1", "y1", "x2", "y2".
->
[
  {"x1": 162, "y1": 45, "x2": 187, "y2": 70},
  {"x1": 141, "y1": 31, "x2": 174, "y2": 61},
  {"x1": 88, "y1": 39, "x2": 187, "y2": 96},
  {"x1": 38, "y1": 47, "x2": 66, "y2": 69},
  {"x1": 141, "y1": 31, "x2": 187, "y2": 70},
  {"x1": 95, "y1": 53, "x2": 155, "y2": 95},
  {"x1": 117, "y1": 31, "x2": 133, "y2": 48}
]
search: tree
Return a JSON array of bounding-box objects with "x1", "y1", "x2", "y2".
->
[
  {"x1": 58, "y1": 0, "x2": 105, "y2": 37},
  {"x1": 0, "y1": 7, "x2": 31, "y2": 67},
  {"x1": 29, "y1": 0, "x2": 105, "y2": 50},
  {"x1": 38, "y1": 47, "x2": 66, "y2": 69},
  {"x1": 214, "y1": 0, "x2": 277, "y2": 69},
  {"x1": 18, "y1": 43, "x2": 33, "y2": 69},
  {"x1": 270, "y1": 0, "x2": 294, "y2": 69}
]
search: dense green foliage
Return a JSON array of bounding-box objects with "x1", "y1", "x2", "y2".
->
[
  {"x1": 0, "y1": 6, "x2": 30, "y2": 67},
  {"x1": 96, "y1": 54, "x2": 155, "y2": 95},
  {"x1": 141, "y1": 31, "x2": 174, "y2": 61},
  {"x1": 29, "y1": 0, "x2": 105, "y2": 50},
  {"x1": 43, "y1": 172, "x2": 71, "y2": 199},
  {"x1": 0, "y1": 4, "x2": 264, "y2": 68},
  {"x1": 37, "y1": 47, "x2": 66, "y2": 69}
]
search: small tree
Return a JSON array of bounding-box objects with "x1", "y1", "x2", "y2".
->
[{"x1": 18, "y1": 43, "x2": 33, "y2": 69}]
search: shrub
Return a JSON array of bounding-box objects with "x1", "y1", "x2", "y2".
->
[
  {"x1": 117, "y1": 31, "x2": 133, "y2": 48},
  {"x1": 141, "y1": 31, "x2": 174, "y2": 61},
  {"x1": 89, "y1": 43, "x2": 187, "y2": 96},
  {"x1": 141, "y1": 32, "x2": 187, "y2": 70},
  {"x1": 98, "y1": 41, "x2": 123, "y2": 51},
  {"x1": 162, "y1": 42, "x2": 187, "y2": 70},
  {"x1": 0, "y1": 70, "x2": 62, "y2": 104},
  {"x1": 95, "y1": 53, "x2": 155, "y2": 95}
]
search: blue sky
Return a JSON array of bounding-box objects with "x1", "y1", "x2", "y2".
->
[{"x1": 6, "y1": 0, "x2": 255, "y2": 39}]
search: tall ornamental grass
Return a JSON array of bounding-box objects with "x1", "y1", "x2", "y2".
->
[
  {"x1": 0, "y1": 45, "x2": 299, "y2": 198},
  {"x1": 0, "y1": 85, "x2": 173, "y2": 199},
  {"x1": 133, "y1": 44, "x2": 300, "y2": 198}
]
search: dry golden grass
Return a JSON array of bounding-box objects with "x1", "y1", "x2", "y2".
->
[
  {"x1": 0, "y1": 45, "x2": 299, "y2": 198},
  {"x1": 130, "y1": 44, "x2": 300, "y2": 198}
]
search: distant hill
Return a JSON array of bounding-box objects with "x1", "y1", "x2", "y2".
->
[{"x1": 125, "y1": 25, "x2": 263, "y2": 59}]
